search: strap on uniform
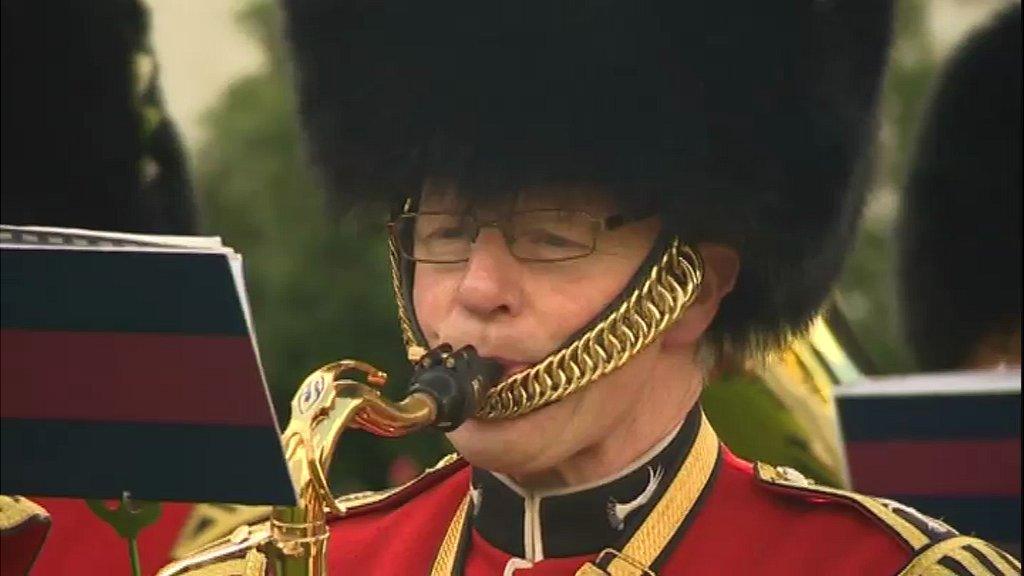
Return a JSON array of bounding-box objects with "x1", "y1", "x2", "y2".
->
[
  {"x1": 428, "y1": 413, "x2": 720, "y2": 576},
  {"x1": 430, "y1": 495, "x2": 472, "y2": 576},
  {"x1": 579, "y1": 413, "x2": 719, "y2": 576}
]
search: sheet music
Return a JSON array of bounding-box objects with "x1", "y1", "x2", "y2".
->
[
  {"x1": 2, "y1": 224, "x2": 258, "y2": 362},
  {"x1": 1, "y1": 224, "x2": 297, "y2": 504},
  {"x1": 838, "y1": 368, "x2": 1021, "y2": 397},
  {"x1": 0, "y1": 224, "x2": 229, "y2": 252}
]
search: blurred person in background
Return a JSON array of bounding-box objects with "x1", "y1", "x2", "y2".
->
[
  {"x1": 888, "y1": 4, "x2": 1022, "y2": 558},
  {"x1": 900, "y1": 4, "x2": 1021, "y2": 372},
  {"x1": 1, "y1": 0, "x2": 203, "y2": 574},
  {"x1": 1, "y1": 0, "x2": 197, "y2": 233}
]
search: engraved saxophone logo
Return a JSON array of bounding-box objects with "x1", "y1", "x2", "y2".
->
[{"x1": 298, "y1": 375, "x2": 326, "y2": 414}]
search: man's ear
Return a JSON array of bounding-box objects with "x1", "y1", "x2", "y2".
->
[{"x1": 662, "y1": 243, "x2": 740, "y2": 347}]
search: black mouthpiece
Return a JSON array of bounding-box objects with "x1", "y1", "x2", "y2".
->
[{"x1": 407, "y1": 345, "x2": 503, "y2": 431}]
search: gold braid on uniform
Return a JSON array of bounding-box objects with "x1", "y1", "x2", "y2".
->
[
  {"x1": 0, "y1": 495, "x2": 49, "y2": 531},
  {"x1": 899, "y1": 536, "x2": 1021, "y2": 576},
  {"x1": 169, "y1": 504, "x2": 272, "y2": 561},
  {"x1": 755, "y1": 463, "x2": 1022, "y2": 576},
  {"x1": 389, "y1": 237, "x2": 704, "y2": 419}
]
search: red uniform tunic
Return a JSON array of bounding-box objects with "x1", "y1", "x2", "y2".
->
[
  {"x1": 324, "y1": 452, "x2": 911, "y2": 574},
  {"x1": 320, "y1": 411, "x2": 1019, "y2": 575},
  {"x1": 153, "y1": 409, "x2": 1020, "y2": 575}
]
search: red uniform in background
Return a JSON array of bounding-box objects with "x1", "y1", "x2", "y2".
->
[{"x1": 23, "y1": 499, "x2": 191, "y2": 576}]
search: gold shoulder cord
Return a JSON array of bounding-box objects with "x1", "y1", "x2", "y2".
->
[
  {"x1": 429, "y1": 413, "x2": 721, "y2": 576},
  {"x1": 755, "y1": 462, "x2": 932, "y2": 549},
  {"x1": 755, "y1": 463, "x2": 1021, "y2": 576},
  {"x1": 390, "y1": 237, "x2": 704, "y2": 419},
  {"x1": 898, "y1": 536, "x2": 1020, "y2": 576},
  {"x1": 170, "y1": 505, "x2": 272, "y2": 560},
  {"x1": 164, "y1": 548, "x2": 267, "y2": 576},
  {"x1": 0, "y1": 495, "x2": 48, "y2": 531}
]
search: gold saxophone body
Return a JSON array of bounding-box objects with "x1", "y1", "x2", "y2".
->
[
  {"x1": 266, "y1": 360, "x2": 437, "y2": 576},
  {"x1": 158, "y1": 348, "x2": 500, "y2": 576}
]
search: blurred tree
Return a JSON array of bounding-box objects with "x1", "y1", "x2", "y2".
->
[
  {"x1": 194, "y1": 0, "x2": 446, "y2": 491},
  {"x1": 836, "y1": 0, "x2": 936, "y2": 374}
]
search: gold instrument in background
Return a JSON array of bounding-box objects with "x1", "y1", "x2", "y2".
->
[{"x1": 704, "y1": 314, "x2": 861, "y2": 488}]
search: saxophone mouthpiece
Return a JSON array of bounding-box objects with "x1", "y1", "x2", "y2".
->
[{"x1": 407, "y1": 344, "x2": 503, "y2": 431}]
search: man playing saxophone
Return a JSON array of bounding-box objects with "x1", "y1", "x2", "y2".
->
[{"x1": 165, "y1": 1, "x2": 1020, "y2": 574}]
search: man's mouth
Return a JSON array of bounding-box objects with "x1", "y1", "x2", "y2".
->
[{"x1": 484, "y1": 357, "x2": 534, "y2": 381}]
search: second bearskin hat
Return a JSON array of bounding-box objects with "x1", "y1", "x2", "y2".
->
[
  {"x1": 282, "y1": 0, "x2": 893, "y2": 350},
  {"x1": 900, "y1": 5, "x2": 1022, "y2": 370},
  {"x1": 1, "y1": 0, "x2": 196, "y2": 235}
]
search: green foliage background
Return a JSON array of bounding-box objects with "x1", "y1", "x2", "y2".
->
[
  {"x1": 834, "y1": 0, "x2": 938, "y2": 375},
  {"x1": 195, "y1": 2, "x2": 446, "y2": 491},
  {"x1": 192, "y1": 0, "x2": 990, "y2": 490}
]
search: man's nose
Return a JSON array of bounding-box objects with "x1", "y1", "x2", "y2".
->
[{"x1": 455, "y1": 228, "x2": 523, "y2": 319}]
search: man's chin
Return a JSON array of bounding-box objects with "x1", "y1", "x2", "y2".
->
[
  {"x1": 446, "y1": 416, "x2": 523, "y2": 463},
  {"x1": 445, "y1": 401, "x2": 570, "y2": 475}
]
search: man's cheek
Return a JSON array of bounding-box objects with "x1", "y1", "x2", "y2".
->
[
  {"x1": 428, "y1": 290, "x2": 468, "y2": 340},
  {"x1": 413, "y1": 281, "x2": 446, "y2": 323}
]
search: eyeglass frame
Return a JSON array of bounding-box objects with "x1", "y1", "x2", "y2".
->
[{"x1": 387, "y1": 207, "x2": 657, "y2": 264}]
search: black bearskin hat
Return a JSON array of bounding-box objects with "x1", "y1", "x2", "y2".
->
[
  {"x1": 282, "y1": 1, "x2": 893, "y2": 350},
  {"x1": 1, "y1": 0, "x2": 196, "y2": 234},
  {"x1": 899, "y1": 5, "x2": 1022, "y2": 370}
]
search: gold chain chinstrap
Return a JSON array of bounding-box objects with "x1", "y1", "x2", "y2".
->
[{"x1": 389, "y1": 236, "x2": 704, "y2": 419}]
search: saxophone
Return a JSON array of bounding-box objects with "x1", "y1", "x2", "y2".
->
[{"x1": 157, "y1": 345, "x2": 502, "y2": 576}]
